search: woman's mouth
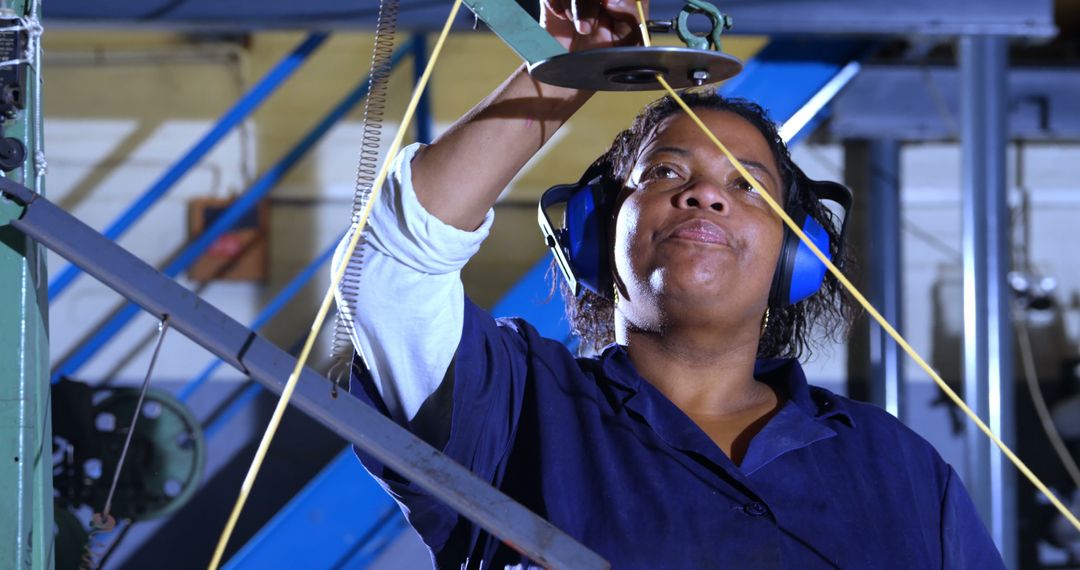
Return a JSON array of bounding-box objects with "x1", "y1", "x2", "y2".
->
[{"x1": 666, "y1": 219, "x2": 731, "y2": 247}]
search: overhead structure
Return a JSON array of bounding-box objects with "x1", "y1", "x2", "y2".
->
[{"x1": 43, "y1": 0, "x2": 1055, "y2": 37}]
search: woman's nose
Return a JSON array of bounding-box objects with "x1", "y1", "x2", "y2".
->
[{"x1": 674, "y1": 179, "x2": 728, "y2": 213}]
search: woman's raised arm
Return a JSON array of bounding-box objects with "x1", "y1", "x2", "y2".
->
[{"x1": 411, "y1": 0, "x2": 644, "y2": 231}]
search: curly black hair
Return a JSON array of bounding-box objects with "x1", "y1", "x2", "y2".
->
[{"x1": 558, "y1": 90, "x2": 856, "y2": 358}]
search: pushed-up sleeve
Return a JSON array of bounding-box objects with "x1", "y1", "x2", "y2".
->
[
  {"x1": 332, "y1": 142, "x2": 495, "y2": 425},
  {"x1": 336, "y1": 142, "x2": 562, "y2": 557}
]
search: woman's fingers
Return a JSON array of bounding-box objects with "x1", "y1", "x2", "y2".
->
[
  {"x1": 571, "y1": 0, "x2": 599, "y2": 34},
  {"x1": 540, "y1": 0, "x2": 647, "y2": 50},
  {"x1": 543, "y1": 0, "x2": 571, "y2": 21}
]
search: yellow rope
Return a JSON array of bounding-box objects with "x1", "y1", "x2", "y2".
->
[
  {"x1": 206, "y1": 2, "x2": 464, "y2": 567},
  {"x1": 633, "y1": 0, "x2": 1080, "y2": 534}
]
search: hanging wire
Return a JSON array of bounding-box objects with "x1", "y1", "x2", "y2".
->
[
  {"x1": 81, "y1": 316, "x2": 171, "y2": 569},
  {"x1": 328, "y1": 0, "x2": 401, "y2": 394},
  {"x1": 101, "y1": 316, "x2": 171, "y2": 518}
]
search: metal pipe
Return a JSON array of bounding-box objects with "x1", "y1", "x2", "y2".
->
[
  {"x1": 50, "y1": 46, "x2": 410, "y2": 383},
  {"x1": 868, "y1": 139, "x2": 904, "y2": 419},
  {"x1": 48, "y1": 33, "x2": 330, "y2": 301},
  {"x1": 959, "y1": 35, "x2": 1015, "y2": 566},
  {"x1": 0, "y1": 178, "x2": 610, "y2": 570}
]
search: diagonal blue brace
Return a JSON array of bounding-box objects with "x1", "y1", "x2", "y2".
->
[
  {"x1": 492, "y1": 39, "x2": 872, "y2": 341},
  {"x1": 223, "y1": 449, "x2": 405, "y2": 569},
  {"x1": 48, "y1": 33, "x2": 329, "y2": 301},
  {"x1": 176, "y1": 235, "x2": 343, "y2": 403},
  {"x1": 50, "y1": 46, "x2": 410, "y2": 384}
]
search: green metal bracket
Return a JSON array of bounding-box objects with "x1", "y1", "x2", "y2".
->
[{"x1": 463, "y1": 0, "x2": 567, "y2": 65}]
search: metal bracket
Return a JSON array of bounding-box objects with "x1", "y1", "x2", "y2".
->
[
  {"x1": 463, "y1": 0, "x2": 566, "y2": 65},
  {"x1": 465, "y1": 0, "x2": 742, "y2": 91}
]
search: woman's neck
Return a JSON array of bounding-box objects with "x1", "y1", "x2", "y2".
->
[{"x1": 618, "y1": 320, "x2": 770, "y2": 418}]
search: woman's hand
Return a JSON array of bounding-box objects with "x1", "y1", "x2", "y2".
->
[{"x1": 540, "y1": 0, "x2": 646, "y2": 51}]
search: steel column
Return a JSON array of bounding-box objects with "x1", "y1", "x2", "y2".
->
[
  {"x1": 959, "y1": 35, "x2": 1015, "y2": 566},
  {"x1": 0, "y1": 1, "x2": 52, "y2": 567},
  {"x1": 843, "y1": 140, "x2": 904, "y2": 417},
  {"x1": 868, "y1": 140, "x2": 904, "y2": 418}
]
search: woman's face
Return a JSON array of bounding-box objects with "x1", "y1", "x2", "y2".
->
[{"x1": 613, "y1": 109, "x2": 786, "y2": 331}]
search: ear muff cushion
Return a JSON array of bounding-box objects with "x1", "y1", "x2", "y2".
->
[
  {"x1": 787, "y1": 215, "x2": 831, "y2": 305},
  {"x1": 769, "y1": 206, "x2": 832, "y2": 308},
  {"x1": 565, "y1": 181, "x2": 613, "y2": 297}
]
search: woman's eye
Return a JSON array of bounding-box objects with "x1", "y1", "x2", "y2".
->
[
  {"x1": 644, "y1": 164, "x2": 680, "y2": 181},
  {"x1": 733, "y1": 177, "x2": 758, "y2": 193}
]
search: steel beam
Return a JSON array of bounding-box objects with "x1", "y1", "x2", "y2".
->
[
  {"x1": 828, "y1": 65, "x2": 1080, "y2": 141},
  {"x1": 0, "y1": 179, "x2": 608, "y2": 570},
  {"x1": 959, "y1": 35, "x2": 1015, "y2": 567},
  {"x1": 176, "y1": 235, "x2": 343, "y2": 402},
  {"x1": 45, "y1": 0, "x2": 1057, "y2": 37}
]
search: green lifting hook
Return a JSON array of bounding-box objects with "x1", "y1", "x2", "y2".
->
[
  {"x1": 676, "y1": 0, "x2": 734, "y2": 51},
  {"x1": 650, "y1": 0, "x2": 734, "y2": 52}
]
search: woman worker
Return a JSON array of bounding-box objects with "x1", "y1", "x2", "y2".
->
[{"x1": 335, "y1": 0, "x2": 1004, "y2": 566}]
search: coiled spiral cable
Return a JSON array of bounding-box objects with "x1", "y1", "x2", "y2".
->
[{"x1": 329, "y1": 0, "x2": 400, "y2": 390}]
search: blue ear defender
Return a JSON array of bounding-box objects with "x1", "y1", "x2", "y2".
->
[
  {"x1": 767, "y1": 167, "x2": 853, "y2": 308},
  {"x1": 538, "y1": 164, "x2": 617, "y2": 299},
  {"x1": 538, "y1": 162, "x2": 852, "y2": 307}
]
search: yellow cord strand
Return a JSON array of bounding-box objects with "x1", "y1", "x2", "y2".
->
[
  {"x1": 633, "y1": 0, "x2": 1080, "y2": 535},
  {"x1": 206, "y1": 2, "x2": 464, "y2": 567}
]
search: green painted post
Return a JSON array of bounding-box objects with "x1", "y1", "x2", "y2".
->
[{"x1": 0, "y1": 0, "x2": 52, "y2": 567}]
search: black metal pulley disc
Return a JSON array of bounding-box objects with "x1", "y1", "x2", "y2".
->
[
  {"x1": 84, "y1": 387, "x2": 206, "y2": 521},
  {"x1": 528, "y1": 46, "x2": 742, "y2": 92}
]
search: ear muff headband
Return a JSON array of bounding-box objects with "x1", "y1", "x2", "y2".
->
[{"x1": 539, "y1": 163, "x2": 852, "y2": 306}]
